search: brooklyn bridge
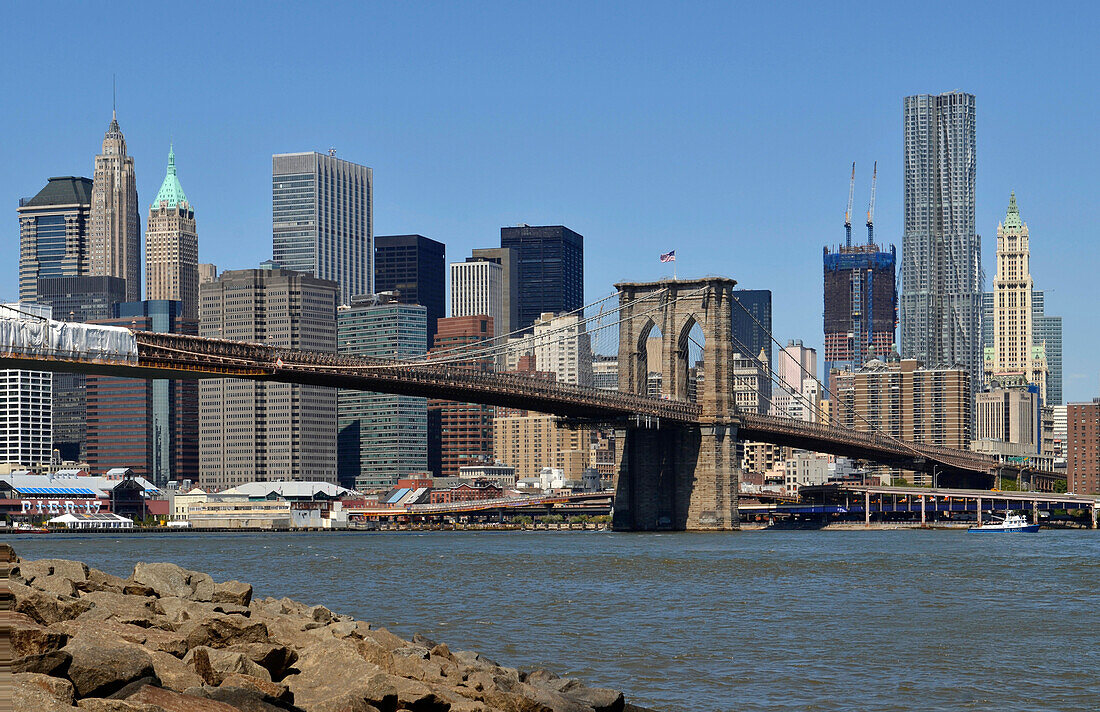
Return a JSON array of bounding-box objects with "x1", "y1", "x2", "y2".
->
[{"x1": 0, "y1": 277, "x2": 1061, "y2": 530}]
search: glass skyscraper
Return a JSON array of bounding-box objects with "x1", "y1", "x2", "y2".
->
[
  {"x1": 17, "y1": 177, "x2": 94, "y2": 303},
  {"x1": 374, "y1": 234, "x2": 445, "y2": 348},
  {"x1": 500, "y1": 225, "x2": 583, "y2": 332},
  {"x1": 900, "y1": 92, "x2": 982, "y2": 388},
  {"x1": 1032, "y1": 291, "x2": 1063, "y2": 406},
  {"x1": 337, "y1": 298, "x2": 428, "y2": 491},
  {"x1": 273, "y1": 152, "x2": 373, "y2": 304},
  {"x1": 732, "y1": 289, "x2": 773, "y2": 406}
]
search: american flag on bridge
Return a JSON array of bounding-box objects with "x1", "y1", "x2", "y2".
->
[{"x1": 660, "y1": 250, "x2": 676, "y2": 263}]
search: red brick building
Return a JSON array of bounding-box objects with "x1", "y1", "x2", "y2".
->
[
  {"x1": 86, "y1": 302, "x2": 198, "y2": 486},
  {"x1": 1067, "y1": 400, "x2": 1100, "y2": 494},
  {"x1": 429, "y1": 482, "x2": 503, "y2": 504},
  {"x1": 428, "y1": 316, "x2": 495, "y2": 477}
]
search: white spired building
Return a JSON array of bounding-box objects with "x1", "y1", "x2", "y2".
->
[
  {"x1": 985, "y1": 193, "x2": 1047, "y2": 399},
  {"x1": 0, "y1": 303, "x2": 53, "y2": 469}
]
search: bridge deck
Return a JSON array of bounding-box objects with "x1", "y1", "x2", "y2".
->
[{"x1": 0, "y1": 328, "x2": 1061, "y2": 482}]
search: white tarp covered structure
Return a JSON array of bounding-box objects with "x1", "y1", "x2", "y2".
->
[{"x1": 0, "y1": 315, "x2": 138, "y2": 363}]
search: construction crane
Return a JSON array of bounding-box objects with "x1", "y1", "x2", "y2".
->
[
  {"x1": 845, "y1": 162, "x2": 855, "y2": 248},
  {"x1": 866, "y1": 161, "x2": 877, "y2": 246}
]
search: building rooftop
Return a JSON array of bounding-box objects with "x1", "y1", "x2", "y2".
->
[
  {"x1": 20, "y1": 177, "x2": 94, "y2": 208},
  {"x1": 219, "y1": 481, "x2": 354, "y2": 500},
  {"x1": 0, "y1": 473, "x2": 161, "y2": 498},
  {"x1": 151, "y1": 145, "x2": 190, "y2": 210}
]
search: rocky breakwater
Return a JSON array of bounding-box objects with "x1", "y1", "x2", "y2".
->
[{"x1": 2, "y1": 545, "x2": 644, "y2": 712}]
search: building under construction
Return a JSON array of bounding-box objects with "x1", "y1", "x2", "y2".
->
[{"x1": 823, "y1": 163, "x2": 897, "y2": 386}]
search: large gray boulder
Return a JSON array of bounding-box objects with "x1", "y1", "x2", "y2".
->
[
  {"x1": 73, "y1": 590, "x2": 168, "y2": 629},
  {"x1": 226, "y1": 641, "x2": 299, "y2": 681},
  {"x1": 178, "y1": 613, "x2": 269, "y2": 649},
  {"x1": 10, "y1": 611, "x2": 69, "y2": 657},
  {"x1": 213, "y1": 579, "x2": 253, "y2": 606},
  {"x1": 63, "y1": 631, "x2": 157, "y2": 698},
  {"x1": 184, "y1": 645, "x2": 273, "y2": 684},
  {"x1": 131, "y1": 562, "x2": 215, "y2": 601},
  {"x1": 284, "y1": 637, "x2": 385, "y2": 712},
  {"x1": 13, "y1": 672, "x2": 79, "y2": 711},
  {"x1": 149, "y1": 649, "x2": 204, "y2": 692},
  {"x1": 125, "y1": 684, "x2": 241, "y2": 712},
  {"x1": 18, "y1": 558, "x2": 90, "y2": 596}
]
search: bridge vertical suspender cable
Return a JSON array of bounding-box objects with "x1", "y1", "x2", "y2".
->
[{"x1": 730, "y1": 295, "x2": 927, "y2": 460}]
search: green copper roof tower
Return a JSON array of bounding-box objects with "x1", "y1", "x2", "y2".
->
[
  {"x1": 146, "y1": 143, "x2": 198, "y2": 320},
  {"x1": 152, "y1": 144, "x2": 190, "y2": 210}
]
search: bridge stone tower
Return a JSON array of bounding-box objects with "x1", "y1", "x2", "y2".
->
[{"x1": 613, "y1": 278, "x2": 741, "y2": 530}]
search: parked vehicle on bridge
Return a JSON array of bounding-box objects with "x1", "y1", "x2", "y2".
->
[{"x1": 968, "y1": 513, "x2": 1040, "y2": 533}]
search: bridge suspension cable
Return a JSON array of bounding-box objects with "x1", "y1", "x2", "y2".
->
[
  {"x1": 412, "y1": 290, "x2": 625, "y2": 363},
  {"x1": 363, "y1": 286, "x2": 708, "y2": 371},
  {"x1": 729, "y1": 294, "x2": 926, "y2": 460}
]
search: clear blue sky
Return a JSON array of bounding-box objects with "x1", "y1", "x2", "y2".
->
[{"x1": 3, "y1": 2, "x2": 1097, "y2": 400}]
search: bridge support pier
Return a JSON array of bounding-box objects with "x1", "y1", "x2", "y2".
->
[{"x1": 612, "y1": 423, "x2": 740, "y2": 531}]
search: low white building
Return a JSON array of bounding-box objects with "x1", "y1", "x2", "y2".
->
[
  {"x1": 784, "y1": 453, "x2": 832, "y2": 496},
  {"x1": 48, "y1": 512, "x2": 133, "y2": 530},
  {"x1": 458, "y1": 464, "x2": 516, "y2": 489}
]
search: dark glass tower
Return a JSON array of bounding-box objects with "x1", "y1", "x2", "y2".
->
[
  {"x1": 36, "y1": 275, "x2": 127, "y2": 461},
  {"x1": 374, "y1": 235, "x2": 445, "y2": 347},
  {"x1": 499, "y1": 225, "x2": 583, "y2": 332},
  {"x1": 731, "y1": 289, "x2": 773, "y2": 405}
]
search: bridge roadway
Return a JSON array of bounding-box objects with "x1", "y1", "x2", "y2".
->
[{"x1": 0, "y1": 329, "x2": 1058, "y2": 483}]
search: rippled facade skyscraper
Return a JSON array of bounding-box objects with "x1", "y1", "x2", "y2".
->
[{"x1": 900, "y1": 92, "x2": 982, "y2": 389}]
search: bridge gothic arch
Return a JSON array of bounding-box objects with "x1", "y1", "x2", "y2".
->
[
  {"x1": 617, "y1": 278, "x2": 737, "y2": 419},
  {"x1": 613, "y1": 278, "x2": 741, "y2": 531}
]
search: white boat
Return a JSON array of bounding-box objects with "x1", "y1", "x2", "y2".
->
[{"x1": 968, "y1": 513, "x2": 1040, "y2": 533}]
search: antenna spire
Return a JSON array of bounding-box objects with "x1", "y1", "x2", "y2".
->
[
  {"x1": 844, "y1": 162, "x2": 855, "y2": 248},
  {"x1": 112, "y1": 74, "x2": 117, "y2": 119},
  {"x1": 866, "y1": 161, "x2": 877, "y2": 246}
]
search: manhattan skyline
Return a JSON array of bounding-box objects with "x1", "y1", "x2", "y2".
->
[{"x1": 2, "y1": 2, "x2": 1097, "y2": 399}]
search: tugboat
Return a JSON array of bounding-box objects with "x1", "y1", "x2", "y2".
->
[{"x1": 968, "y1": 512, "x2": 1040, "y2": 533}]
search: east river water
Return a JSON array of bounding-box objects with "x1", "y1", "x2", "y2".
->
[{"x1": 10, "y1": 529, "x2": 1100, "y2": 711}]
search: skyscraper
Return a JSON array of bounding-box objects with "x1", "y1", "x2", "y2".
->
[
  {"x1": 272, "y1": 152, "x2": 373, "y2": 304},
  {"x1": 823, "y1": 237, "x2": 896, "y2": 381},
  {"x1": 91, "y1": 111, "x2": 141, "y2": 302},
  {"x1": 1067, "y1": 400, "x2": 1100, "y2": 495},
  {"x1": 900, "y1": 92, "x2": 982, "y2": 386},
  {"x1": 146, "y1": 145, "x2": 199, "y2": 320},
  {"x1": 1033, "y1": 306, "x2": 1063, "y2": 406},
  {"x1": 199, "y1": 266, "x2": 338, "y2": 489},
  {"x1": 17, "y1": 177, "x2": 94, "y2": 303},
  {"x1": 983, "y1": 288, "x2": 1063, "y2": 406},
  {"x1": 450, "y1": 259, "x2": 504, "y2": 338},
  {"x1": 337, "y1": 297, "x2": 428, "y2": 491},
  {"x1": 470, "y1": 247, "x2": 519, "y2": 336},
  {"x1": 37, "y1": 275, "x2": 127, "y2": 462},
  {"x1": 86, "y1": 301, "x2": 198, "y2": 486},
  {"x1": 499, "y1": 225, "x2": 583, "y2": 332},
  {"x1": 731, "y1": 289, "x2": 773, "y2": 405},
  {"x1": 428, "y1": 316, "x2": 495, "y2": 477},
  {"x1": 374, "y1": 235, "x2": 445, "y2": 347},
  {"x1": 531, "y1": 311, "x2": 593, "y2": 386},
  {"x1": 984, "y1": 193, "x2": 1047, "y2": 398}
]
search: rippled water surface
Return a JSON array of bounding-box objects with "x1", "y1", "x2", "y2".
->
[{"x1": 11, "y1": 530, "x2": 1100, "y2": 711}]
